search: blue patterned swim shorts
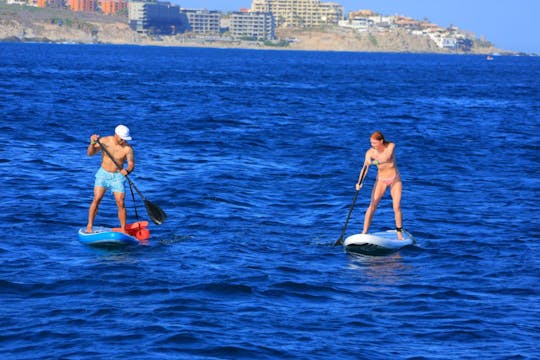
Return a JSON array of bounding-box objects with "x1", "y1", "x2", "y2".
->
[{"x1": 94, "y1": 167, "x2": 126, "y2": 193}]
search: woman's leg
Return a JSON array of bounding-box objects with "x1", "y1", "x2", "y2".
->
[
  {"x1": 390, "y1": 180, "x2": 403, "y2": 239},
  {"x1": 362, "y1": 181, "x2": 387, "y2": 234}
]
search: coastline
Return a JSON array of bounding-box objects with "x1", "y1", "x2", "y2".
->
[{"x1": 0, "y1": 3, "x2": 512, "y2": 55}]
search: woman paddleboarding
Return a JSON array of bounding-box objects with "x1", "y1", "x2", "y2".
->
[{"x1": 356, "y1": 131, "x2": 404, "y2": 240}]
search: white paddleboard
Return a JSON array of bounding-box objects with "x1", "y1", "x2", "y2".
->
[{"x1": 344, "y1": 230, "x2": 415, "y2": 256}]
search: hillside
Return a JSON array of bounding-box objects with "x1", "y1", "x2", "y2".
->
[
  {"x1": 0, "y1": 2, "x2": 504, "y2": 54},
  {"x1": 277, "y1": 27, "x2": 500, "y2": 54},
  {"x1": 0, "y1": 2, "x2": 140, "y2": 44}
]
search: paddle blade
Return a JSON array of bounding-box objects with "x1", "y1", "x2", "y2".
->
[
  {"x1": 334, "y1": 237, "x2": 344, "y2": 246},
  {"x1": 144, "y1": 200, "x2": 167, "y2": 225}
]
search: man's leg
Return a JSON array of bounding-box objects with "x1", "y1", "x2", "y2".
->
[
  {"x1": 114, "y1": 191, "x2": 127, "y2": 232},
  {"x1": 86, "y1": 186, "x2": 106, "y2": 233}
]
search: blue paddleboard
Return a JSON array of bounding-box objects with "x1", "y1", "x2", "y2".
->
[
  {"x1": 78, "y1": 227, "x2": 140, "y2": 246},
  {"x1": 343, "y1": 230, "x2": 415, "y2": 256}
]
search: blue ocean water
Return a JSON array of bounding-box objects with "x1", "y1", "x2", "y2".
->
[{"x1": 0, "y1": 42, "x2": 539, "y2": 359}]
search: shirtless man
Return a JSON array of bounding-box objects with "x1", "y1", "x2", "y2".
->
[
  {"x1": 85, "y1": 125, "x2": 135, "y2": 233},
  {"x1": 356, "y1": 131, "x2": 404, "y2": 239}
]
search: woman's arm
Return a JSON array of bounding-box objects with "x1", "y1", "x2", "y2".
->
[
  {"x1": 356, "y1": 150, "x2": 372, "y2": 189},
  {"x1": 376, "y1": 142, "x2": 395, "y2": 164}
]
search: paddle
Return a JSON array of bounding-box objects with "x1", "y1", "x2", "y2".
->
[
  {"x1": 96, "y1": 138, "x2": 166, "y2": 225},
  {"x1": 334, "y1": 165, "x2": 368, "y2": 246}
]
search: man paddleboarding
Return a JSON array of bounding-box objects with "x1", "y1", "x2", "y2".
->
[
  {"x1": 356, "y1": 131, "x2": 404, "y2": 240},
  {"x1": 85, "y1": 125, "x2": 135, "y2": 234}
]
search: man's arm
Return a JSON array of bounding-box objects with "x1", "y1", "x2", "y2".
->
[
  {"x1": 87, "y1": 135, "x2": 100, "y2": 156},
  {"x1": 122, "y1": 147, "x2": 135, "y2": 175}
]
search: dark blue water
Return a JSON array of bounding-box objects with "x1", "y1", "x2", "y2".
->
[{"x1": 1, "y1": 43, "x2": 539, "y2": 359}]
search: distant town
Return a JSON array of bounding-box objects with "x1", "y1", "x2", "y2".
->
[{"x1": 4, "y1": 0, "x2": 493, "y2": 52}]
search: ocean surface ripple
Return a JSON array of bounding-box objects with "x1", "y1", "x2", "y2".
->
[{"x1": 0, "y1": 43, "x2": 539, "y2": 359}]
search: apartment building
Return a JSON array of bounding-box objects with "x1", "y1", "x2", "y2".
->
[
  {"x1": 250, "y1": 0, "x2": 343, "y2": 27},
  {"x1": 230, "y1": 11, "x2": 275, "y2": 40},
  {"x1": 67, "y1": 0, "x2": 97, "y2": 12},
  {"x1": 10, "y1": 0, "x2": 122, "y2": 12},
  {"x1": 100, "y1": 0, "x2": 128, "y2": 15},
  {"x1": 182, "y1": 9, "x2": 220, "y2": 34},
  {"x1": 128, "y1": 1, "x2": 187, "y2": 34}
]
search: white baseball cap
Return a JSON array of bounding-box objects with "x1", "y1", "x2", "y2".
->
[{"x1": 115, "y1": 125, "x2": 132, "y2": 141}]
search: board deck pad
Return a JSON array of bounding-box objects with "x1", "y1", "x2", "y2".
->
[{"x1": 344, "y1": 230, "x2": 414, "y2": 256}]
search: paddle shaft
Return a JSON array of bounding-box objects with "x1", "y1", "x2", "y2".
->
[
  {"x1": 95, "y1": 138, "x2": 132, "y2": 180},
  {"x1": 335, "y1": 164, "x2": 369, "y2": 246},
  {"x1": 335, "y1": 189, "x2": 359, "y2": 246},
  {"x1": 96, "y1": 138, "x2": 148, "y2": 199}
]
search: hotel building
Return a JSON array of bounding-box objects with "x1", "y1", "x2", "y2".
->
[{"x1": 250, "y1": 0, "x2": 344, "y2": 27}]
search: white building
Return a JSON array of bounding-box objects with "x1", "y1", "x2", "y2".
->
[
  {"x1": 230, "y1": 11, "x2": 275, "y2": 40},
  {"x1": 250, "y1": 0, "x2": 344, "y2": 28},
  {"x1": 182, "y1": 9, "x2": 220, "y2": 34}
]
